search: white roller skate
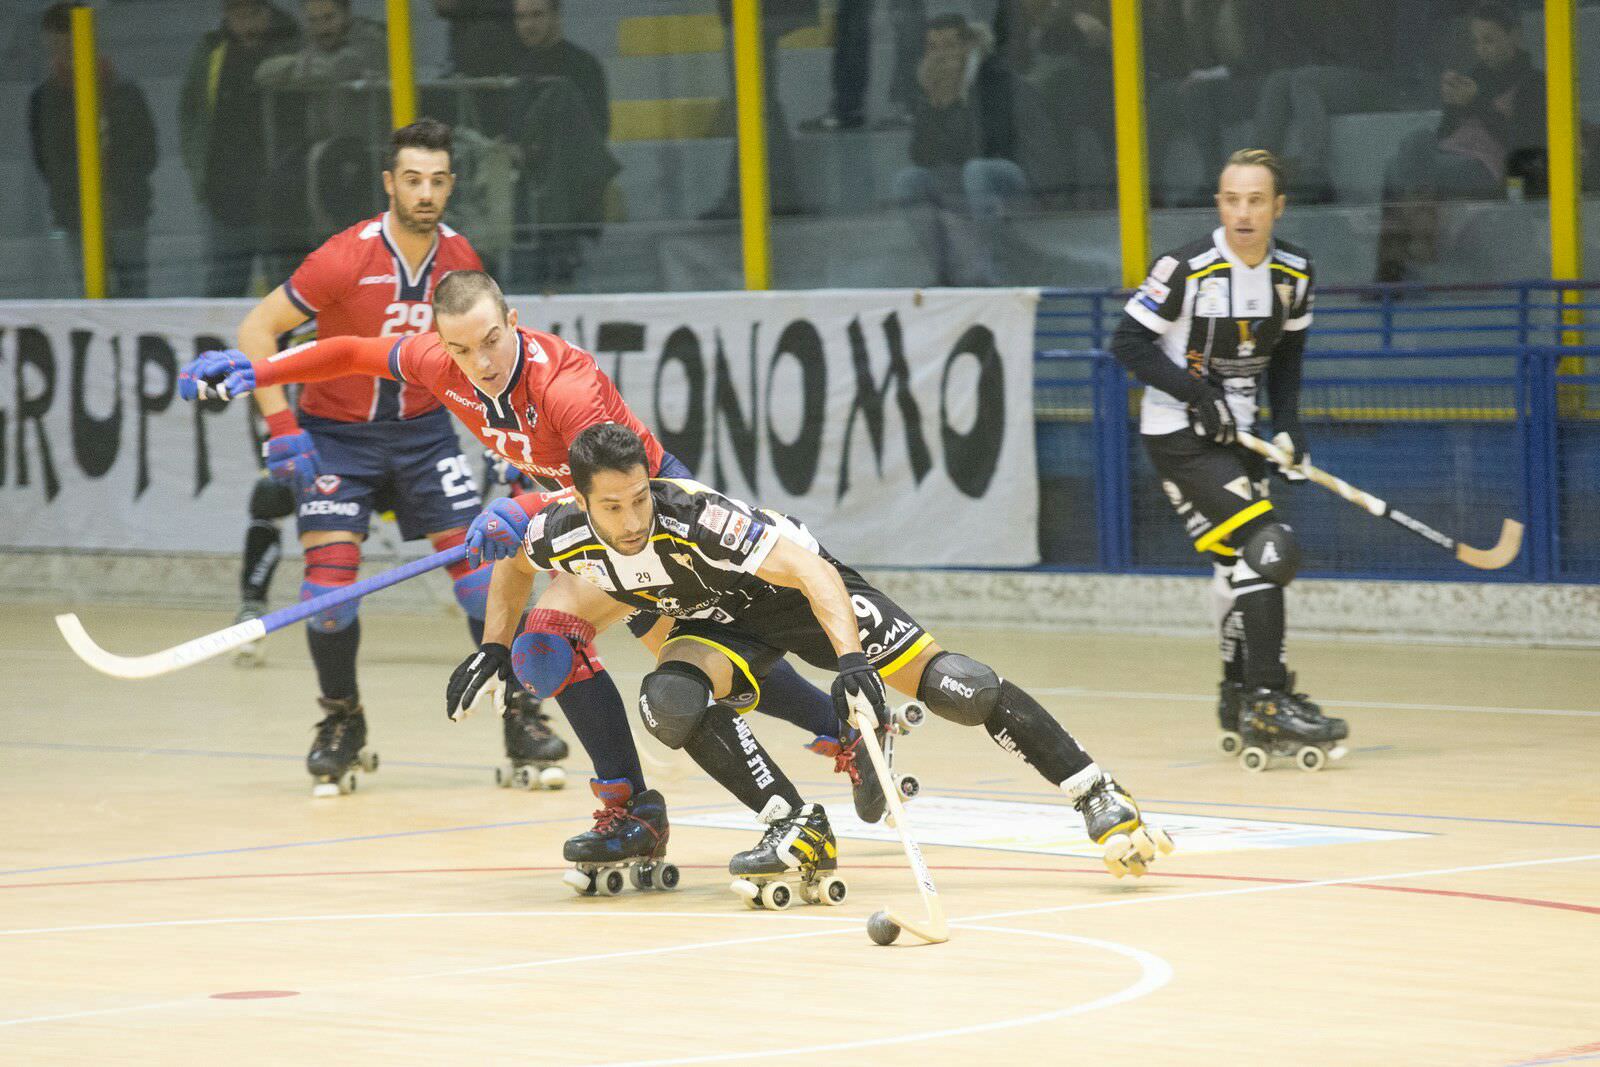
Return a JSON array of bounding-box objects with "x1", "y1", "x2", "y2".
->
[
  {"x1": 306, "y1": 697, "x2": 378, "y2": 797},
  {"x1": 1064, "y1": 764, "x2": 1175, "y2": 878},
  {"x1": 728, "y1": 797, "x2": 848, "y2": 910},
  {"x1": 561, "y1": 780, "x2": 679, "y2": 895}
]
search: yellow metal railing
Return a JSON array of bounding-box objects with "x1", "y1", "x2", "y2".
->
[
  {"x1": 70, "y1": 6, "x2": 105, "y2": 300},
  {"x1": 731, "y1": 0, "x2": 772, "y2": 290}
]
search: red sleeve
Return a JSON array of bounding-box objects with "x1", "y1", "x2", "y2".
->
[
  {"x1": 544, "y1": 361, "x2": 613, "y2": 447},
  {"x1": 284, "y1": 240, "x2": 350, "y2": 316},
  {"x1": 253, "y1": 334, "x2": 400, "y2": 387}
]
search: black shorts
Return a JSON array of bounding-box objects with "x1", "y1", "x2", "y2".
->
[
  {"x1": 1142, "y1": 430, "x2": 1276, "y2": 561},
  {"x1": 658, "y1": 563, "x2": 934, "y2": 710}
]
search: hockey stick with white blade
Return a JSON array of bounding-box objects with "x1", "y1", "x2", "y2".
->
[
  {"x1": 1235, "y1": 430, "x2": 1523, "y2": 570},
  {"x1": 850, "y1": 691, "x2": 949, "y2": 946},
  {"x1": 56, "y1": 546, "x2": 467, "y2": 679}
]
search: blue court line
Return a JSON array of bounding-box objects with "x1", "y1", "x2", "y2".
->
[
  {"x1": 0, "y1": 800, "x2": 737, "y2": 880},
  {"x1": 1, "y1": 740, "x2": 489, "y2": 772}
]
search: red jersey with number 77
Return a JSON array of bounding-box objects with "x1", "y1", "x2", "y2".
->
[
  {"x1": 255, "y1": 326, "x2": 666, "y2": 488},
  {"x1": 283, "y1": 211, "x2": 485, "y2": 423}
]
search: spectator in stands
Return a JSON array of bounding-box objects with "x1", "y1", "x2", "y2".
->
[
  {"x1": 892, "y1": 14, "x2": 1070, "y2": 285},
  {"x1": 1375, "y1": 2, "x2": 1546, "y2": 282},
  {"x1": 28, "y1": 2, "x2": 159, "y2": 297},
  {"x1": 506, "y1": 0, "x2": 619, "y2": 288},
  {"x1": 700, "y1": 0, "x2": 815, "y2": 220},
  {"x1": 1143, "y1": 0, "x2": 1265, "y2": 207},
  {"x1": 800, "y1": 0, "x2": 925, "y2": 132},
  {"x1": 432, "y1": 0, "x2": 518, "y2": 77},
  {"x1": 180, "y1": 0, "x2": 300, "y2": 297},
  {"x1": 1250, "y1": 3, "x2": 1402, "y2": 202},
  {"x1": 254, "y1": 0, "x2": 386, "y2": 139}
]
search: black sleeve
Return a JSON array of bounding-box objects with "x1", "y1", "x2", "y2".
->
[
  {"x1": 1266, "y1": 330, "x2": 1307, "y2": 430},
  {"x1": 1111, "y1": 314, "x2": 1206, "y2": 404}
]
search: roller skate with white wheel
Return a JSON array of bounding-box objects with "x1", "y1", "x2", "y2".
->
[
  {"x1": 883, "y1": 701, "x2": 925, "y2": 805},
  {"x1": 728, "y1": 797, "x2": 847, "y2": 910},
  {"x1": 231, "y1": 601, "x2": 267, "y2": 667},
  {"x1": 306, "y1": 696, "x2": 379, "y2": 797},
  {"x1": 1217, "y1": 680, "x2": 1247, "y2": 755},
  {"x1": 1064, "y1": 764, "x2": 1174, "y2": 878},
  {"x1": 562, "y1": 780, "x2": 678, "y2": 895},
  {"x1": 1237, "y1": 678, "x2": 1349, "y2": 773},
  {"x1": 496, "y1": 690, "x2": 569, "y2": 790}
]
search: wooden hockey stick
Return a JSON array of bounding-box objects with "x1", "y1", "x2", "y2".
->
[
  {"x1": 850, "y1": 692, "x2": 949, "y2": 946},
  {"x1": 1235, "y1": 430, "x2": 1523, "y2": 571},
  {"x1": 56, "y1": 546, "x2": 467, "y2": 679}
]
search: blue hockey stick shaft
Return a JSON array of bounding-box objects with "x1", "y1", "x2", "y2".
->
[{"x1": 256, "y1": 545, "x2": 467, "y2": 635}]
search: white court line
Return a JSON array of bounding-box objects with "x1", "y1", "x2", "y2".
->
[{"x1": 1032, "y1": 686, "x2": 1600, "y2": 718}]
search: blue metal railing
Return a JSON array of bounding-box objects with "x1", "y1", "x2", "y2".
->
[{"x1": 1032, "y1": 282, "x2": 1600, "y2": 584}]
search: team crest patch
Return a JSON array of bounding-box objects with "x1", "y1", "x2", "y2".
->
[
  {"x1": 524, "y1": 404, "x2": 539, "y2": 430},
  {"x1": 314, "y1": 475, "x2": 342, "y2": 495},
  {"x1": 1196, "y1": 276, "x2": 1229, "y2": 318},
  {"x1": 700, "y1": 503, "x2": 730, "y2": 534},
  {"x1": 569, "y1": 558, "x2": 615, "y2": 591}
]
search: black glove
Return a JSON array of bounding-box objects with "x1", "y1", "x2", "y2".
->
[
  {"x1": 1188, "y1": 383, "x2": 1237, "y2": 445},
  {"x1": 1271, "y1": 425, "x2": 1310, "y2": 482},
  {"x1": 832, "y1": 652, "x2": 890, "y2": 733},
  {"x1": 446, "y1": 643, "x2": 512, "y2": 722}
]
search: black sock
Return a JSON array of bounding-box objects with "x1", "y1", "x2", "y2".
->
[
  {"x1": 983, "y1": 680, "x2": 1093, "y2": 785},
  {"x1": 554, "y1": 673, "x2": 645, "y2": 793},
  {"x1": 1220, "y1": 608, "x2": 1246, "y2": 684},
  {"x1": 241, "y1": 521, "x2": 281, "y2": 604},
  {"x1": 754, "y1": 659, "x2": 838, "y2": 736},
  {"x1": 684, "y1": 705, "x2": 804, "y2": 814},
  {"x1": 1235, "y1": 584, "x2": 1289, "y2": 690},
  {"x1": 307, "y1": 620, "x2": 361, "y2": 702}
]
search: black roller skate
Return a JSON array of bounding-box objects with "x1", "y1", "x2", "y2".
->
[
  {"x1": 729, "y1": 797, "x2": 847, "y2": 910},
  {"x1": 1238, "y1": 676, "x2": 1349, "y2": 772},
  {"x1": 1217, "y1": 680, "x2": 1247, "y2": 755},
  {"x1": 1064, "y1": 764, "x2": 1175, "y2": 879},
  {"x1": 232, "y1": 600, "x2": 267, "y2": 668},
  {"x1": 306, "y1": 696, "x2": 378, "y2": 797},
  {"x1": 562, "y1": 780, "x2": 678, "y2": 895},
  {"x1": 805, "y1": 700, "x2": 926, "y2": 823},
  {"x1": 496, "y1": 690, "x2": 569, "y2": 790}
]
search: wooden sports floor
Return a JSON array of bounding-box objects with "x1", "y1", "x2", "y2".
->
[{"x1": 2, "y1": 602, "x2": 1597, "y2": 1066}]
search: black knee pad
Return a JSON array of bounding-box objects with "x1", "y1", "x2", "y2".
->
[
  {"x1": 639, "y1": 661, "x2": 713, "y2": 750},
  {"x1": 917, "y1": 652, "x2": 1002, "y2": 727},
  {"x1": 1240, "y1": 521, "x2": 1300, "y2": 585},
  {"x1": 249, "y1": 476, "x2": 296, "y2": 521}
]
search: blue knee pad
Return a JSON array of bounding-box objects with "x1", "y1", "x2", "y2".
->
[
  {"x1": 512, "y1": 629, "x2": 578, "y2": 699},
  {"x1": 301, "y1": 580, "x2": 359, "y2": 633},
  {"x1": 452, "y1": 564, "x2": 492, "y2": 620}
]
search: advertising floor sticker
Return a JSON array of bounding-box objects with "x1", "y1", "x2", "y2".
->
[{"x1": 675, "y1": 795, "x2": 1431, "y2": 858}]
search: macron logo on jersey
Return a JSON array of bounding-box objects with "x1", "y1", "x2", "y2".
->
[{"x1": 359, "y1": 274, "x2": 397, "y2": 286}]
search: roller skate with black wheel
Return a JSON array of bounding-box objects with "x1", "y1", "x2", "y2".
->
[
  {"x1": 562, "y1": 780, "x2": 678, "y2": 895},
  {"x1": 1217, "y1": 680, "x2": 1247, "y2": 755},
  {"x1": 1064, "y1": 764, "x2": 1174, "y2": 878},
  {"x1": 728, "y1": 797, "x2": 847, "y2": 910},
  {"x1": 1237, "y1": 677, "x2": 1349, "y2": 772},
  {"x1": 496, "y1": 690, "x2": 569, "y2": 790},
  {"x1": 232, "y1": 600, "x2": 267, "y2": 667},
  {"x1": 306, "y1": 696, "x2": 379, "y2": 797}
]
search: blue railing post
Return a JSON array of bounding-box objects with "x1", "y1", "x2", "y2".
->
[
  {"x1": 1091, "y1": 353, "x2": 1133, "y2": 570},
  {"x1": 1519, "y1": 346, "x2": 1557, "y2": 581}
]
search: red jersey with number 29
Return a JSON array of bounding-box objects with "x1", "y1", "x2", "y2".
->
[
  {"x1": 283, "y1": 211, "x2": 485, "y2": 424},
  {"x1": 255, "y1": 326, "x2": 666, "y2": 489}
]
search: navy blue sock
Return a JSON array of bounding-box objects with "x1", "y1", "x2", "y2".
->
[
  {"x1": 307, "y1": 619, "x2": 360, "y2": 701},
  {"x1": 554, "y1": 671, "x2": 646, "y2": 792},
  {"x1": 755, "y1": 659, "x2": 840, "y2": 737}
]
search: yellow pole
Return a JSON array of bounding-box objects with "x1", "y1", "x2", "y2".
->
[
  {"x1": 385, "y1": 0, "x2": 417, "y2": 128},
  {"x1": 1109, "y1": 0, "x2": 1150, "y2": 288},
  {"x1": 731, "y1": 0, "x2": 771, "y2": 290},
  {"x1": 1545, "y1": 0, "x2": 1583, "y2": 365},
  {"x1": 69, "y1": 6, "x2": 106, "y2": 299}
]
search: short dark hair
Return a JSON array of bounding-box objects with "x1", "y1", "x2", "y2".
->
[
  {"x1": 387, "y1": 117, "x2": 453, "y2": 172},
  {"x1": 1469, "y1": 2, "x2": 1518, "y2": 32},
  {"x1": 42, "y1": 3, "x2": 77, "y2": 33},
  {"x1": 569, "y1": 424, "x2": 649, "y2": 496},
  {"x1": 433, "y1": 269, "x2": 509, "y2": 320},
  {"x1": 1222, "y1": 148, "x2": 1285, "y2": 197}
]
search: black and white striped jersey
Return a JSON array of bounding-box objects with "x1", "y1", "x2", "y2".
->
[{"x1": 1122, "y1": 227, "x2": 1314, "y2": 435}]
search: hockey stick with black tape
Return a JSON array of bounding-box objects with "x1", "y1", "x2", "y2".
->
[
  {"x1": 56, "y1": 546, "x2": 468, "y2": 679},
  {"x1": 1235, "y1": 430, "x2": 1523, "y2": 570},
  {"x1": 849, "y1": 691, "x2": 949, "y2": 946}
]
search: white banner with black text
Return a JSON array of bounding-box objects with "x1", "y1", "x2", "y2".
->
[{"x1": 0, "y1": 289, "x2": 1040, "y2": 565}]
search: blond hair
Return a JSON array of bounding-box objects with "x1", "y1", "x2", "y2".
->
[{"x1": 1222, "y1": 148, "x2": 1285, "y2": 197}]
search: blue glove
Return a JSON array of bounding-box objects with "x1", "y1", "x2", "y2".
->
[
  {"x1": 264, "y1": 431, "x2": 322, "y2": 498},
  {"x1": 482, "y1": 449, "x2": 535, "y2": 493},
  {"x1": 465, "y1": 496, "x2": 531, "y2": 569},
  {"x1": 179, "y1": 350, "x2": 257, "y2": 402}
]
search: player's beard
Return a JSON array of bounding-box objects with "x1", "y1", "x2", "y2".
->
[{"x1": 393, "y1": 197, "x2": 442, "y2": 237}]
